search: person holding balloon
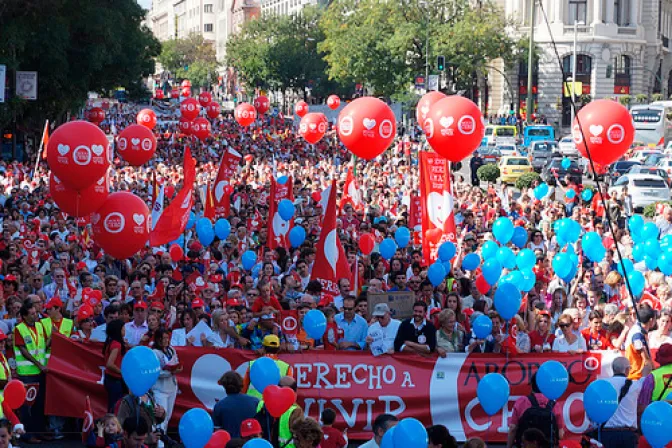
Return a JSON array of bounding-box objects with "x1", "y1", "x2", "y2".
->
[{"x1": 150, "y1": 329, "x2": 181, "y2": 436}]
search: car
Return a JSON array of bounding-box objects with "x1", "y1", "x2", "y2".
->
[
  {"x1": 558, "y1": 136, "x2": 579, "y2": 156},
  {"x1": 644, "y1": 153, "x2": 667, "y2": 167},
  {"x1": 479, "y1": 147, "x2": 501, "y2": 165},
  {"x1": 657, "y1": 157, "x2": 672, "y2": 179},
  {"x1": 495, "y1": 144, "x2": 517, "y2": 157},
  {"x1": 608, "y1": 173, "x2": 671, "y2": 211},
  {"x1": 627, "y1": 165, "x2": 671, "y2": 186},
  {"x1": 498, "y1": 156, "x2": 533, "y2": 185},
  {"x1": 540, "y1": 157, "x2": 582, "y2": 186},
  {"x1": 530, "y1": 141, "x2": 558, "y2": 172},
  {"x1": 630, "y1": 149, "x2": 662, "y2": 164},
  {"x1": 606, "y1": 161, "x2": 641, "y2": 185}
]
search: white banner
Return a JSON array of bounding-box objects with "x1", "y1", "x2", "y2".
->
[{"x1": 16, "y1": 71, "x2": 37, "y2": 100}]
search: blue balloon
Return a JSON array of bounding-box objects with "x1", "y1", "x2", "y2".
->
[
  {"x1": 289, "y1": 226, "x2": 306, "y2": 248},
  {"x1": 537, "y1": 360, "x2": 569, "y2": 400},
  {"x1": 662, "y1": 234, "x2": 672, "y2": 250},
  {"x1": 303, "y1": 309, "x2": 327, "y2": 340},
  {"x1": 379, "y1": 238, "x2": 397, "y2": 260},
  {"x1": 642, "y1": 402, "x2": 672, "y2": 448},
  {"x1": 642, "y1": 222, "x2": 660, "y2": 241},
  {"x1": 250, "y1": 357, "x2": 281, "y2": 394},
  {"x1": 494, "y1": 282, "x2": 522, "y2": 320},
  {"x1": 477, "y1": 373, "x2": 510, "y2": 416},
  {"x1": 644, "y1": 239, "x2": 660, "y2": 258},
  {"x1": 393, "y1": 418, "x2": 428, "y2": 448},
  {"x1": 278, "y1": 199, "x2": 295, "y2": 221},
  {"x1": 428, "y1": 263, "x2": 447, "y2": 287},
  {"x1": 438, "y1": 241, "x2": 456, "y2": 262},
  {"x1": 556, "y1": 218, "x2": 581, "y2": 243},
  {"x1": 584, "y1": 380, "x2": 618, "y2": 424},
  {"x1": 196, "y1": 218, "x2": 215, "y2": 246},
  {"x1": 582, "y1": 231, "x2": 601, "y2": 251},
  {"x1": 520, "y1": 269, "x2": 536, "y2": 292},
  {"x1": 496, "y1": 246, "x2": 516, "y2": 270},
  {"x1": 179, "y1": 408, "x2": 214, "y2": 448},
  {"x1": 534, "y1": 183, "x2": 549, "y2": 200},
  {"x1": 380, "y1": 425, "x2": 396, "y2": 448},
  {"x1": 511, "y1": 226, "x2": 528, "y2": 249},
  {"x1": 481, "y1": 240, "x2": 499, "y2": 259},
  {"x1": 581, "y1": 189, "x2": 593, "y2": 201},
  {"x1": 121, "y1": 346, "x2": 160, "y2": 396},
  {"x1": 552, "y1": 253, "x2": 572, "y2": 279},
  {"x1": 586, "y1": 244, "x2": 606, "y2": 263},
  {"x1": 442, "y1": 260, "x2": 453, "y2": 275},
  {"x1": 170, "y1": 233, "x2": 185, "y2": 248},
  {"x1": 660, "y1": 252, "x2": 672, "y2": 275},
  {"x1": 627, "y1": 270, "x2": 645, "y2": 296},
  {"x1": 472, "y1": 314, "x2": 493, "y2": 339},
  {"x1": 645, "y1": 255, "x2": 659, "y2": 270},
  {"x1": 251, "y1": 263, "x2": 261, "y2": 279},
  {"x1": 561, "y1": 157, "x2": 571, "y2": 170},
  {"x1": 214, "y1": 219, "x2": 231, "y2": 240},
  {"x1": 500, "y1": 270, "x2": 524, "y2": 289},
  {"x1": 565, "y1": 189, "x2": 576, "y2": 199},
  {"x1": 516, "y1": 249, "x2": 536, "y2": 270},
  {"x1": 395, "y1": 226, "x2": 411, "y2": 248},
  {"x1": 482, "y1": 259, "x2": 503, "y2": 285},
  {"x1": 617, "y1": 258, "x2": 634, "y2": 276},
  {"x1": 243, "y1": 440, "x2": 274, "y2": 448},
  {"x1": 242, "y1": 250, "x2": 257, "y2": 271},
  {"x1": 462, "y1": 253, "x2": 481, "y2": 271},
  {"x1": 277, "y1": 175, "x2": 288, "y2": 185},
  {"x1": 186, "y1": 211, "x2": 196, "y2": 230},
  {"x1": 492, "y1": 217, "x2": 514, "y2": 244},
  {"x1": 629, "y1": 215, "x2": 644, "y2": 235}
]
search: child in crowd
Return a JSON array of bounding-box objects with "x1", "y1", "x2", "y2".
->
[
  {"x1": 320, "y1": 408, "x2": 347, "y2": 448},
  {"x1": 86, "y1": 414, "x2": 123, "y2": 448}
]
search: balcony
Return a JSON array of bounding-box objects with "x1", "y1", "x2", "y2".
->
[
  {"x1": 618, "y1": 26, "x2": 637, "y2": 35},
  {"x1": 562, "y1": 24, "x2": 592, "y2": 35}
]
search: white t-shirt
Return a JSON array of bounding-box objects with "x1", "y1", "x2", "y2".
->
[
  {"x1": 603, "y1": 376, "x2": 644, "y2": 429},
  {"x1": 367, "y1": 319, "x2": 401, "y2": 355},
  {"x1": 552, "y1": 334, "x2": 587, "y2": 353}
]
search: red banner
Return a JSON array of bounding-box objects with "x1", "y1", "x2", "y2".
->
[
  {"x1": 267, "y1": 177, "x2": 294, "y2": 249},
  {"x1": 409, "y1": 193, "x2": 422, "y2": 231},
  {"x1": 46, "y1": 335, "x2": 616, "y2": 442},
  {"x1": 419, "y1": 151, "x2": 457, "y2": 263},
  {"x1": 213, "y1": 148, "x2": 242, "y2": 218}
]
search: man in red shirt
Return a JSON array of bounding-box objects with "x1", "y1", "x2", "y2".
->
[
  {"x1": 251, "y1": 280, "x2": 282, "y2": 316},
  {"x1": 581, "y1": 310, "x2": 611, "y2": 350},
  {"x1": 321, "y1": 408, "x2": 347, "y2": 448}
]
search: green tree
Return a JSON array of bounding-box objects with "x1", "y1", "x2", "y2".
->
[
  {"x1": 0, "y1": 0, "x2": 160, "y2": 132},
  {"x1": 158, "y1": 34, "x2": 218, "y2": 89}
]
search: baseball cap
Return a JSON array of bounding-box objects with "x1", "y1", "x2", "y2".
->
[
  {"x1": 192, "y1": 298, "x2": 205, "y2": 309},
  {"x1": 134, "y1": 301, "x2": 148, "y2": 310},
  {"x1": 262, "y1": 334, "x2": 280, "y2": 348},
  {"x1": 45, "y1": 297, "x2": 63, "y2": 310},
  {"x1": 372, "y1": 303, "x2": 390, "y2": 317},
  {"x1": 77, "y1": 305, "x2": 94, "y2": 322},
  {"x1": 150, "y1": 301, "x2": 165, "y2": 310},
  {"x1": 240, "y1": 419, "x2": 262, "y2": 438},
  {"x1": 76, "y1": 261, "x2": 87, "y2": 270}
]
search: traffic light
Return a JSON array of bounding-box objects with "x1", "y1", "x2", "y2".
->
[{"x1": 437, "y1": 55, "x2": 445, "y2": 71}]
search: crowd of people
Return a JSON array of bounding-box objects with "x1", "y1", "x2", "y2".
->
[{"x1": 0, "y1": 98, "x2": 671, "y2": 448}]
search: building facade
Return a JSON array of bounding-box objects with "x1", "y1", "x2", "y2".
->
[
  {"x1": 260, "y1": 0, "x2": 318, "y2": 16},
  {"x1": 488, "y1": 0, "x2": 672, "y2": 129}
]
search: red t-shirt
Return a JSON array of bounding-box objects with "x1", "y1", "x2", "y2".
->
[
  {"x1": 13, "y1": 322, "x2": 42, "y2": 346},
  {"x1": 105, "y1": 340, "x2": 123, "y2": 379},
  {"x1": 528, "y1": 330, "x2": 555, "y2": 352},
  {"x1": 581, "y1": 328, "x2": 611, "y2": 350},
  {"x1": 321, "y1": 426, "x2": 347, "y2": 448},
  {"x1": 251, "y1": 296, "x2": 282, "y2": 313}
]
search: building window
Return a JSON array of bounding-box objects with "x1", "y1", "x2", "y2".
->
[
  {"x1": 614, "y1": 55, "x2": 631, "y2": 93},
  {"x1": 563, "y1": 54, "x2": 592, "y2": 76},
  {"x1": 568, "y1": 0, "x2": 587, "y2": 24},
  {"x1": 204, "y1": 23, "x2": 214, "y2": 32},
  {"x1": 614, "y1": 0, "x2": 631, "y2": 25},
  {"x1": 205, "y1": 4, "x2": 213, "y2": 12}
]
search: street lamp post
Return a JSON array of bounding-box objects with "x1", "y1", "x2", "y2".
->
[{"x1": 570, "y1": 20, "x2": 585, "y2": 125}]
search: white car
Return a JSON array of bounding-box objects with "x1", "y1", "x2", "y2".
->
[
  {"x1": 608, "y1": 173, "x2": 671, "y2": 210},
  {"x1": 495, "y1": 144, "x2": 517, "y2": 157},
  {"x1": 630, "y1": 150, "x2": 662, "y2": 164},
  {"x1": 558, "y1": 136, "x2": 579, "y2": 156}
]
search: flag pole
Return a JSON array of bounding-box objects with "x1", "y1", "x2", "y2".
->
[{"x1": 31, "y1": 119, "x2": 49, "y2": 180}]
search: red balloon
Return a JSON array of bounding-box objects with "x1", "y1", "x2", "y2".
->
[
  {"x1": 181, "y1": 87, "x2": 191, "y2": 97},
  {"x1": 337, "y1": 97, "x2": 396, "y2": 160},
  {"x1": 253, "y1": 95, "x2": 270, "y2": 114},
  {"x1": 198, "y1": 91, "x2": 213, "y2": 107},
  {"x1": 169, "y1": 244, "x2": 184, "y2": 262},
  {"x1": 205, "y1": 431, "x2": 231, "y2": 448},
  {"x1": 327, "y1": 95, "x2": 341, "y2": 110},
  {"x1": 475, "y1": 274, "x2": 490, "y2": 295},
  {"x1": 154, "y1": 89, "x2": 164, "y2": 100},
  {"x1": 262, "y1": 385, "x2": 296, "y2": 418},
  {"x1": 416, "y1": 91, "x2": 447, "y2": 125},
  {"x1": 4, "y1": 380, "x2": 26, "y2": 409},
  {"x1": 295, "y1": 101, "x2": 309, "y2": 117},
  {"x1": 47, "y1": 121, "x2": 110, "y2": 192},
  {"x1": 359, "y1": 233, "x2": 375, "y2": 255},
  {"x1": 179, "y1": 118, "x2": 192, "y2": 135},
  {"x1": 424, "y1": 96, "x2": 485, "y2": 163},
  {"x1": 206, "y1": 102, "x2": 221, "y2": 119},
  {"x1": 235, "y1": 103, "x2": 257, "y2": 127},
  {"x1": 244, "y1": 154, "x2": 254, "y2": 163},
  {"x1": 50, "y1": 172, "x2": 109, "y2": 217},
  {"x1": 117, "y1": 124, "x2": 157, "y2": 166},
  {"x1": 137, "y1": 109, "x2": 157, "y2": 130},
  {"x1": 192, "y1": 117, "x2": 211, "y2": 141},
  {"x1": 572, "y1": 99, "x2": 634, "y2": 166},
  {"x1": 91, "y1": 192, "x2": 150, "y2": 260},
  {"x1": 181, "y1": 79, "x2": 192, "y2": 88},
  {"x1": 87, "y1": 107, "x2": 105, "y2": 124},
  {"x1": 299, "y1": 113, "x2": 328, "y2": 144},
  {"x1": 180, "y1": 98, "x2": 200, "y2": 120}
]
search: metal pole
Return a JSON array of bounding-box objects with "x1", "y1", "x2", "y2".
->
[
  {"x1": 525, "y1": 0, "x2": 536, "y2": 123},
  {"x1": 571, "y1": 20, "x2": 578, "y2": 125},
  {"x1": 425, "y1": 8, "x2": 429, "y2": 91}
]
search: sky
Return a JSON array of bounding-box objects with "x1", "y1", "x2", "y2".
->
[{"x1": 137, "y1": 0, "x2": 151, "y2": 10}]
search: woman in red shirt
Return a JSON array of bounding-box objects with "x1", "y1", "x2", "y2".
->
[
  {"x1": 528, "y1": 311, "x2": 555, "y2": 353},
  {"x1": 251, "y1": 280, "x2": 282, "y2": 316},
  {"x1": 103, "y1": 319, "x2": 126, "y2": 412}
]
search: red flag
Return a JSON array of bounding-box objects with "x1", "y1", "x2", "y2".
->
[
  {"x1": 82, "y1": 396, "x2": 94, "y2": 444},
  {"x1": 213, "y1": 147, "x2": 242, "y2": 218},
  {"x1": 150, "y1": 148, "x2": 196, "y2": 246},
  {"x1": 203, "y1": 181, "x2": 216, "y2": 221},
  {"x1": 41, "y1": 120, "x2": 50, "y2": 160},
  {"x1": 419, "y1": 151, "x2": 457, "y2": 264},
  {"x1": 339, "y1": 165, "x2": 361, "y2": 212},
  {"x1": 280, "y1": 310, "x2": 299, "y2": 336},
  {"x1": 311, "y1": 179, "x2": 352, "y2": 296},
  {"x1": 409, "y1": 193, "x2": 422, "y2": 231},
  {"x1": 267, "y1": 177, "x2": 294, "y2": 249}
]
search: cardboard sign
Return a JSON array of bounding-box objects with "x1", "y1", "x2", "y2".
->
[{"x1": 367, "y1": 291, "x2": 416, "y2": 320}]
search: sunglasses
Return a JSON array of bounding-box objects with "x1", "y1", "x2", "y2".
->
[
  {"x1": 343, "y1": 307, "x2": 354, "y2": 311},
  {"x1": 150, "y1": 308, "x2": 163, "y2": 313},
  {"x1": 559, "y1": 323, "x2": 570, "y2": 328}
]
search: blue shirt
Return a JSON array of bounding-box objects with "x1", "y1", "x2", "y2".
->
[
  {"x1": 213, "y1": 393, "x2": 259, "y2": 438},
  {"x1": 335, "y1": 313, "x2": 368, "y2": 349}
]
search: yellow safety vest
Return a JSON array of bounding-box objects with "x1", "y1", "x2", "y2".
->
[
  {"x1": 41, "y1": 317, "x2": 73, "y2": 339},
  {"x1": 247, "y1": 357, "x2": 290, "y2": 399},
  {"x1": 0, "y1": 355, "x2": 10, "y2": 400},
  {"x1": 256, "y1": 400, "x2": 299, "y2": 448},
  {"x1": 14, "y1": 322, "x2": 47, "y2": 376},
  {"x1": 652, "y1": 364, "x2": 672, "y2": 402}
]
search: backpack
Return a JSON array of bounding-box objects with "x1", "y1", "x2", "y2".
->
[{"x1": 514, "y1": 394, "x2": 559, "y2": 447}]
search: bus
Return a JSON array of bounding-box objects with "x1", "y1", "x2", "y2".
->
[
  {"x1": 483, "y1": 125, "x2": 517, "y2": 146},
  {"x1": 630, "y1": 103, "x2": 672, "y2": 146},
  {"x1": 522, "y1": 125, "x2": 555, "y2": 148}
]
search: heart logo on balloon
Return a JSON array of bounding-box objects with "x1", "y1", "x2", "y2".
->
[
  {"x1": 309, "y1": 123, "x2": 317, "y2": 130},
  {"x1": 195, "y1": 277, "x2": 205, "y2": 287},
  {"x1": 58, "y1": 144, "x2": 70, "y2": 156},
  {"x1": 363, "y1": 118, "x2": 376, "y2": 130},
  {"x1": 91, "y1": 213, "x2": 101, "y2": 225},
  {"x1": 133, "y1": 214, "x2": 145, "y2": 225},
  {"x1": 589, "y1": 125, "x2": 603, "y2": 137},
  {"x1": 91, "y1": 145, "x2": 104, "y2": 156},
  {"x1": 97, "y1": 177, "x2": 105, "y2": 185},
  {"x1": 421, "y1": 106, "x2": 430, "y2": 117},
  {"x1": 131, "y1": 138, "x2": 140, "y2": 146},
  {"x1": 439, "y1": 116, "x2": 454, "y2": 129},
  {"x1": 427, "y1": 191, "x2": 453, "y2": 229}
]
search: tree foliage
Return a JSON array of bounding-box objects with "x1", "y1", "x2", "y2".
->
[
  {"x1": 0, "y1": 0, "x2": 160, "y2": 131},
  {"x1": 319, "y1": 0, "x2": 514, "y2": 97},
  {"x1": 157, "y1": 34, "x2": 219, "y2": 89}
]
